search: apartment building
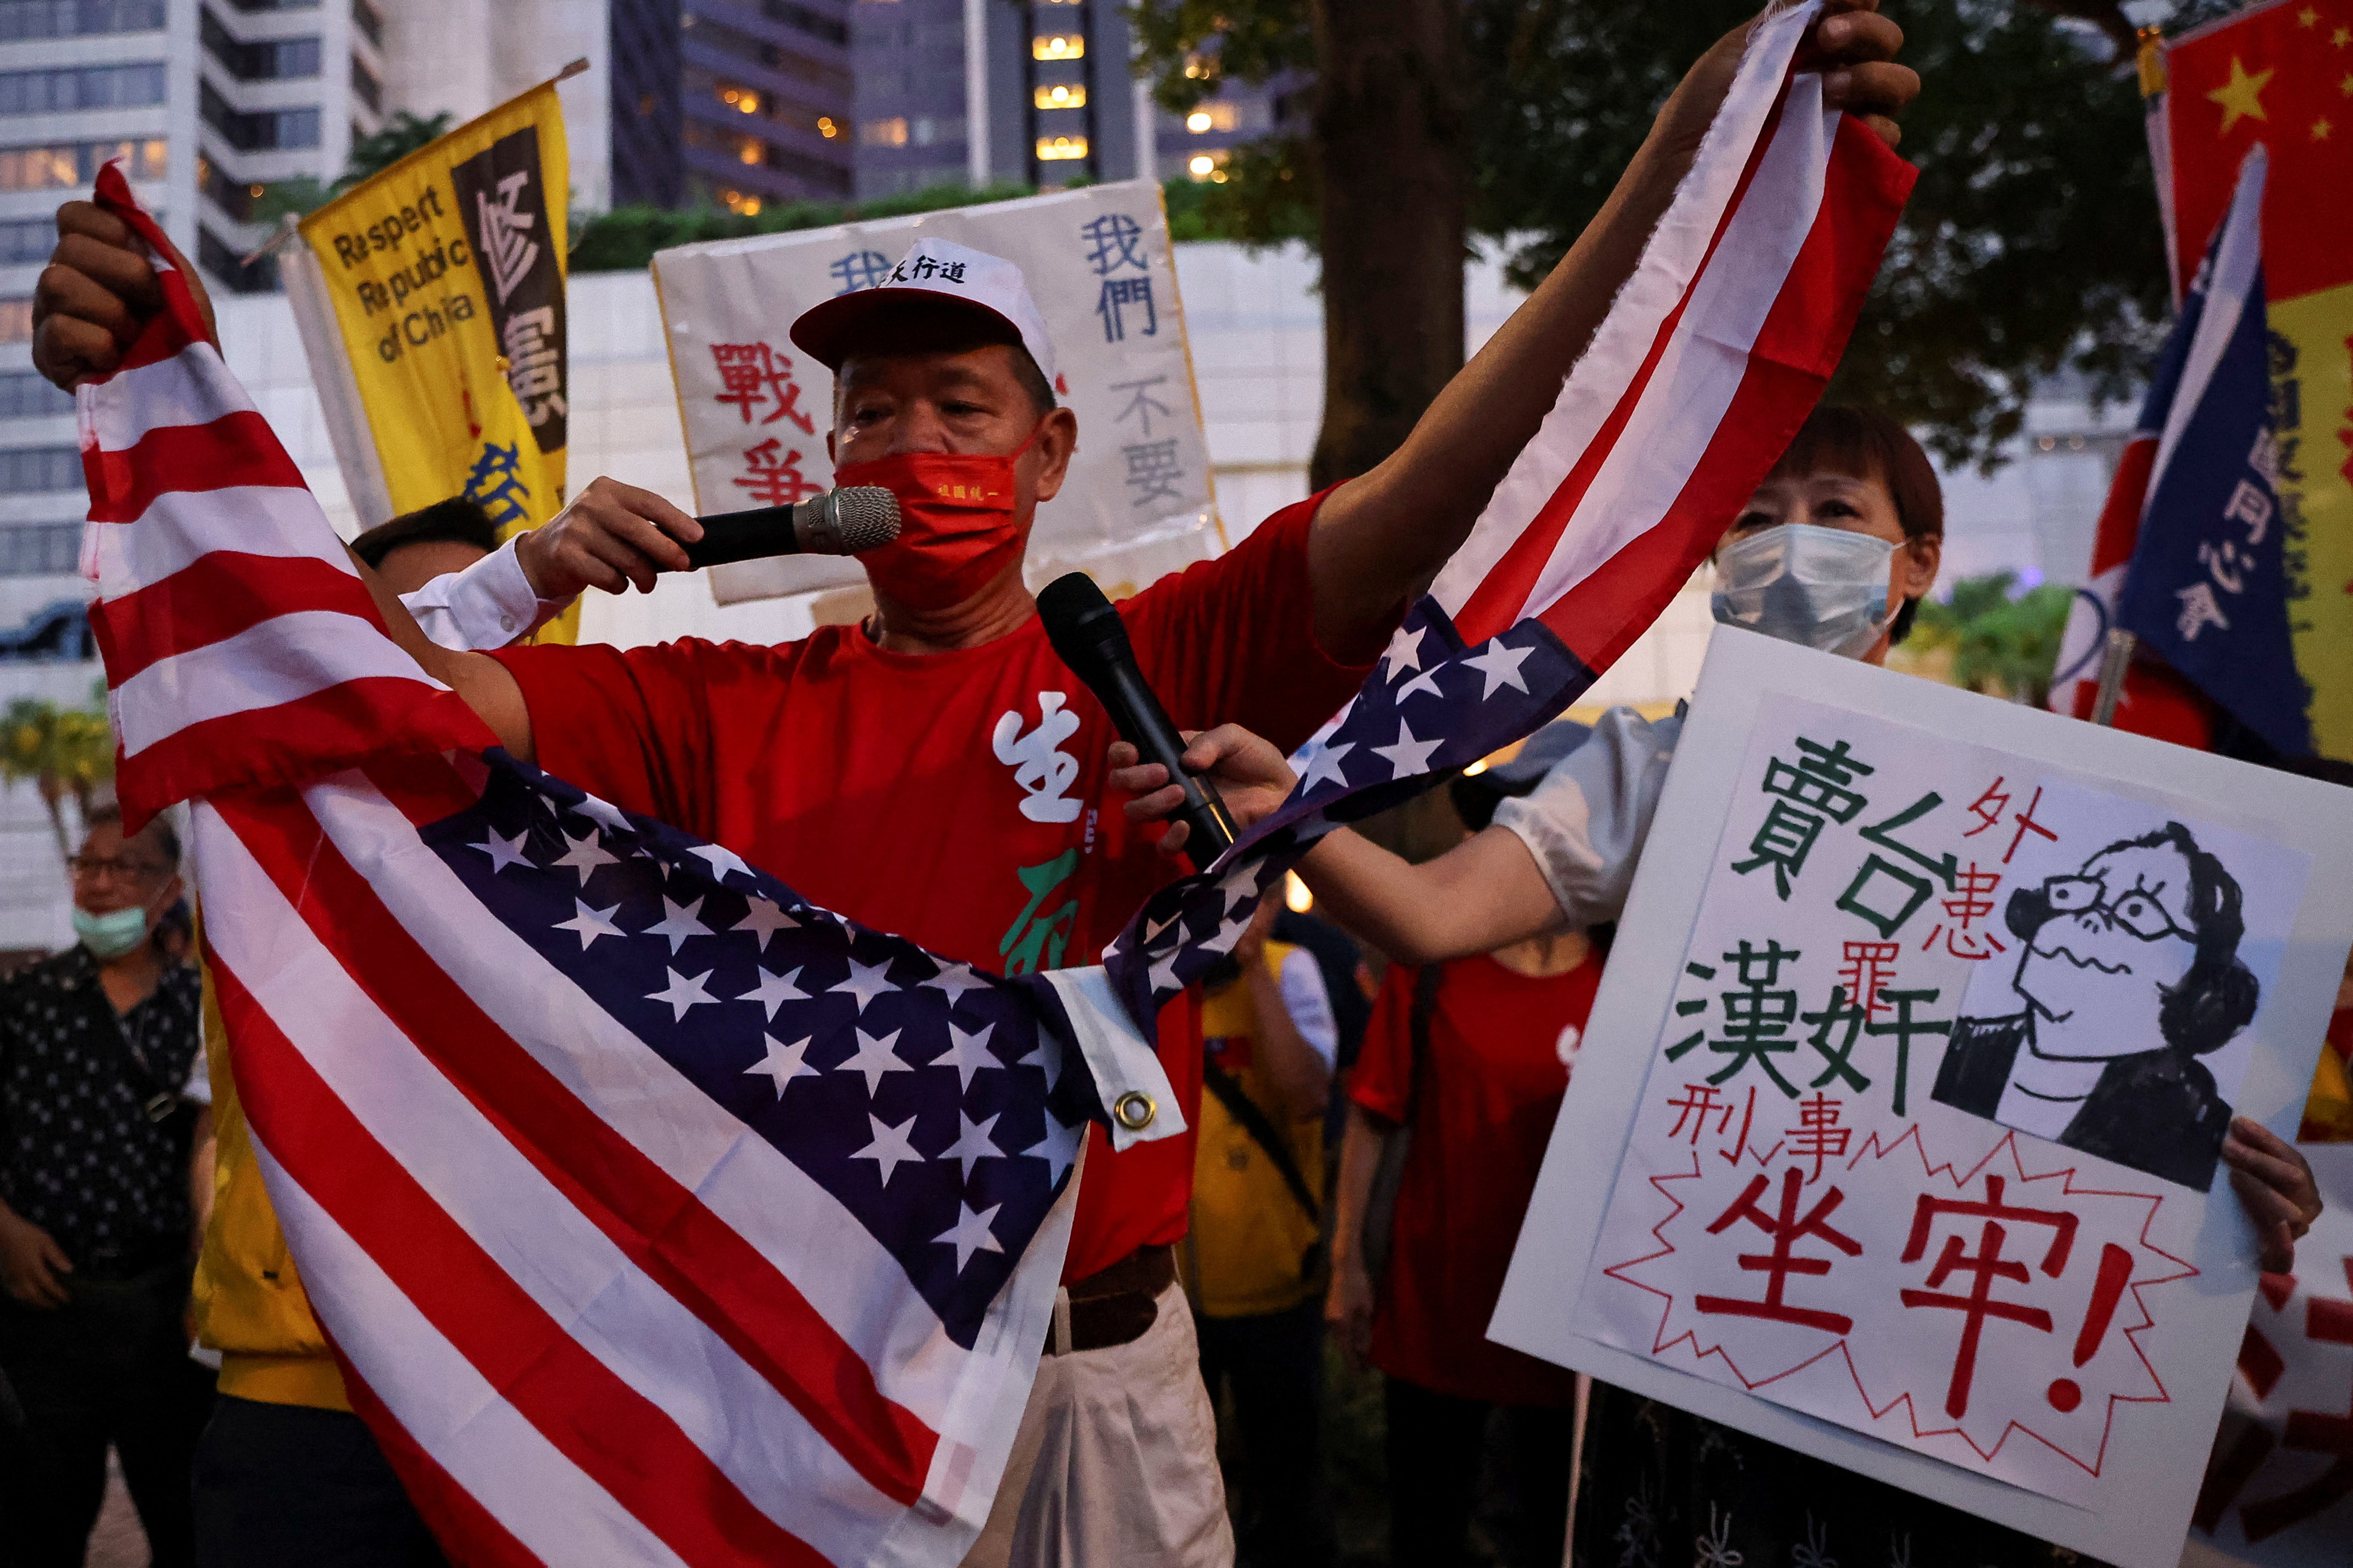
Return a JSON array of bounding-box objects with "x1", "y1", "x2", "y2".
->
[{"x1": 848, "y1": 0, "x2": 1289, "y2": 199}]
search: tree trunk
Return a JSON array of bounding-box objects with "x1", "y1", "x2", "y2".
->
[
  {"x1": 1307, "y1": 0, "x2": 1470, "y2": 494},
  {"x1": 37, "y1": 778, "x2": 70, "y2": 867}
]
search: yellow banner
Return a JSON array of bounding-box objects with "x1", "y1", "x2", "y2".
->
[
  {"x1": 298, "y1": 81, "x2": 577, "y2": 642},
  {"x1": 2272, "y1": 284, "x2": 2353, "y2": 760}
]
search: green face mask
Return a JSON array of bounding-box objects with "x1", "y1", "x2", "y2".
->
[{"x1": 72, "y1": 902, "x2": 153, "y2": 961}]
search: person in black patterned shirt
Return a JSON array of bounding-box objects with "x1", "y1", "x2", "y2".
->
[{"x1": 0, "y1": 805, "x2": 213, "y2": 1568}]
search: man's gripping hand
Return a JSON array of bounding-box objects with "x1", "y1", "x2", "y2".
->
[
  {"x1": 1663, "y1": 1, "x2": 1918, "y2": 158},
  {"x1": 1110, "y1": 725, "x2": 1298, "y2": 858},
  {"x1": 34, "y1": 200, "x2": 217, "y2": 391},
  {"x1": 515, "y1": 478, "x2": 705, "y2": 598}
]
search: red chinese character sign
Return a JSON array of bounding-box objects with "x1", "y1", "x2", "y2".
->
[
  {"x1": 2182, "y1": 1145, "x2": 2353, "y2": 1568},
  {"x1": 1489, "y1": 632, "x2": 2353, "y2": 1568},
  {"x1": 651, "y1": 182, "x2": 1218, "y2": 608}
]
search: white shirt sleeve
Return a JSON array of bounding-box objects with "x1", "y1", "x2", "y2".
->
[
  {"x1": 395, "y1": 537, "x2": 569, "y2": 652},
  {"x1": 1274, "y1": 948, "x2": 1340, "y2": 1071},
  {"x1": 182, "y1": 1044, "x2": 212, "y2": 1106},
  {"x1": 1491, "y1": 705, "x2": 1683, "y2": 930}
]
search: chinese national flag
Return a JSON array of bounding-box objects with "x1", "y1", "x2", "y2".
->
[{"x1": 2164, "y1": 0, "x2": 2353, "y2": 760}]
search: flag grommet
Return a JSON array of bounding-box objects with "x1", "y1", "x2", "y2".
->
[{"x1": 1113, "y1": 1091, "x2": 1156, "y2": 1131}]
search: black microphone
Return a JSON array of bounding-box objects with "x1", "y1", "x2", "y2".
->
[
  {"x1": 682, "y1": 485, "x2": 901, "y2": 570},
  {"x1": 1037, "y1": 571, "x2": 1236, "y2": 864}
]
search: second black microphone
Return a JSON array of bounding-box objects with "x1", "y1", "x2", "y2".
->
[
  {"x1": 1037, "y1": 571, "x2": 1236, "y2": 864},
  {"x1": 682, "y1": 485, "x2": 902, "y2": 570}
]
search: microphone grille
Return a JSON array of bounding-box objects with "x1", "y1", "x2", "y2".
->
[{"x1": 833, "y1": 487, "x2": 901, "y2": 553}]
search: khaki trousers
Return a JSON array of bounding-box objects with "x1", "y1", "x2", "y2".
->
[{"x1": 961, "y1": 1281, "x2": 1233, "y2": 1568}]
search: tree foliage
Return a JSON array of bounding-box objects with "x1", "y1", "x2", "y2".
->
[
  {"x1": 1128, "y1": 0, "x2": 2181, "y2": 469},
  {"x1": 0, "y1": 695, "x2": 114, "y2": 866},
  {"x1": 1906, "y1": 570, "x2": 2078, "y2": 706},
  {"x1": 569, "y1": 182, "x2": 1042, "y2": 271},
  {"x1": 253, "y1": 110, "x2": 459, "y2": 224}
]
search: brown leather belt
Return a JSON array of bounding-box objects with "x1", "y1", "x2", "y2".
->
[{"x1": 1042, "y1": 1243, "x2": 1176, "y2": 1356}]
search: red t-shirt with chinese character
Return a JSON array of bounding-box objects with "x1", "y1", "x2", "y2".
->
[
  {"x1": 1351, "y1": 952, "x2": 1601, "y2": 1407},
  {"x1": 490, "y1": 496, "x2": 1372, "y2": 1281}
]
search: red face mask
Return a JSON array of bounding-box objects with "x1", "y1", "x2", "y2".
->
[{"x1": 835, "y1": 425, "x2": 1043, "y2": 611}]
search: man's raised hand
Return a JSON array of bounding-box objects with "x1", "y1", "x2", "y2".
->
[
  {"x1": 1814, "y1": 0, "x2": 1917, "y2": 148},
  {"x1": 514, "y1": 477, "x2": 705, "y2": 598},
  {"x1": 34, "y1": 200, "x2": 217, "y2": 391},
  {"x1": 1663, "y1": 0, "x2": 1918, "y2": 158}
]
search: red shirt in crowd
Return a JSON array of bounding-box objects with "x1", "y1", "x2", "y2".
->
[
  {"x1": 490, "y1": 496, "x2": 1372, "y2": 1281},
  {"x1": 1351, "y1": 951, "x2": 1602, "y2": 1408}
]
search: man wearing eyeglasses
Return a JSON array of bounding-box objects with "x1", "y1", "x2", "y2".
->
[
  {"x1": 1932, "y1": 822, "x2": 2261, "y2": 1194},
  {"x1": 0, "y1": 807, "x2": 213, "y2": 1568}
]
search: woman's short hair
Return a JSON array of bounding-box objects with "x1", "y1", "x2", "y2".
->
[
  {"x1": 1767, "y1": 405, "x2": 1944, "y2": 643},
  {"x1": 80, "y1": 803, "x2": 181, "y2": 870}
]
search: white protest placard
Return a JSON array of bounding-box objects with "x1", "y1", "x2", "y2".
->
[
  {"x1": 1490, "y1": 628, "x2": 2353, "y2": 1568},
  {"x1": 2181, "y1": 1142, "x2": 2353, "y2": 1568},
  {"x1": 650, "y1": 181, "x2": 1219, "y2": 606}
]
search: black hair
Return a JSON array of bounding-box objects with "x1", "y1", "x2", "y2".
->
[
  {"x1": 2003, "y1": 820, "x2": 2258, "y2": 1058},
  {"x1": 81, "y1": 802, "x2": 180, "y2": 870},
  {"x1": 1766, "y1": 405, "x2": 1945, "y2": 645},
  {"x1": 350, "y1": 497, "x2": 501, "y2": 570}
]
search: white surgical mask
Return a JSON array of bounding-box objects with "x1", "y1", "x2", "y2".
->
[
  {"x1": 1710, "y1": 523, "x2": 1899, "y2": 658},
  {"x1": 72, "y1": 901, "x2": 154, "y2": 961}
]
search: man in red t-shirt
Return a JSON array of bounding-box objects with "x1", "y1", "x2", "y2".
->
[{"x1": 32, "y1": 15, "x2": 1915, "y2": 1561}]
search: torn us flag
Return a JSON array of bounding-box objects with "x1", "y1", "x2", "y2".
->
[
  {"x1": 76, "y1": 159, "x2": 1176, "y2": 1568},
  {"x1": 1101, "y1": 0, "x2": 1916, "y2": 1041}
]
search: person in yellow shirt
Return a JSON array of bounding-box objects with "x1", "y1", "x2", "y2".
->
[{"x1": 1188, "y1": 896, "x2": 1340, "y2": 1568}]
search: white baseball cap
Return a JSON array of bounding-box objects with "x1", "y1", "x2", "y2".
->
[{"x1": 789, "y1": 237, "x2": 1058, "y2": 388}]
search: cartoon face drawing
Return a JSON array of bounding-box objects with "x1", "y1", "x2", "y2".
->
[
  {"x1": 2006, "y1": 840, "x2": 2205, "y2": 1061},
  {"x1": 1931, "y1": 821, "x2": 2261, "y2": 1192}
]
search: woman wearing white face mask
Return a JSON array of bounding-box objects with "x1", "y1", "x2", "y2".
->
[
  {"x1": 1116, "y1": 405, "x2": 1944, "y2": 979},
  {"x1": 1112, "y1": 405, "x2": 2321, "y2": 1568},
  {"x1": 0, "y1": 806, "x2": 211, "y2": 1566}
]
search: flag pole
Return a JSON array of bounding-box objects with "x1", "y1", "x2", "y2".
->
[
  {"x1": 240, "y1": 57, "x2": 593, "y2": 269},
  {"x1": 2089, "y1": 629, "x2": 2137, "y2": 727}
]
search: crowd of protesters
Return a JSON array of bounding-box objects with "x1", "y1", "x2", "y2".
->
[
  {"x1": 1, "y1": 431, "x2": 2348, "y2": 1568},
  {"x1": 5, "y1": 0, "x2": 2347, "y2": 1558}
]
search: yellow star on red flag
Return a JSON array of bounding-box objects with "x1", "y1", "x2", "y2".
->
[{"x1": 2208, "y1": 55, "x2": 2277, "y2": 133}]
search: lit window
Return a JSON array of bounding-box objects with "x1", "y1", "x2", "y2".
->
[
  {"x1": 738, "y1": 93, "x2": 759, "y2": 114},
  {"x1": 1187, "y1": 153, "x2": 1216, "y2": 178},
  {"x1": 737, "y1": 136, "x2": 762, "y2": 165},
  {"x1": 863, "y1": 117, "x2": 909, "y2": 147},
  {"x1": 1187, "y1": 102, "x2": 1238, "y2": 133},
  {"x1": 818, "y1": 116, "x2": 839, "y2": 139},
  {"x1": 1032, "y1": 34, "x2": 1083, "y2": 60},
  {"x1": 719, "y1": 189, "x2": 762, "y2": 216},
  {"x1": 1037, "y1": 135, "x2": 1089, "y2": 161},
  {"x1": 1034, "y1": 83, "x2": 1086, "y2": 109}
]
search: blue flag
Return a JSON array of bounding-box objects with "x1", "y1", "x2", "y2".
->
[{"x1": 2113, "y1": 148, "x2": 2312, "y2": 757}]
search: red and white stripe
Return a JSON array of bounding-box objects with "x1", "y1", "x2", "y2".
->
[
  {"x1": 76, "y1": 162, "x2": 1073, "y2": 1564},
  {"x1": 2045, "y1": 148, "x2": 2266, "y2": 723},
  {"x1": 192, "y1": 764, "x2": 1075, "y2": 1566},
  {"x1": 75, "y1": 159, "x2": 485, "y2": 829},
  {"x1": 1430, "y1": 0, "x2": 1914, "y2": 667}
]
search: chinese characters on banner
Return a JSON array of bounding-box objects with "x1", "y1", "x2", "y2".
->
[
  {"x1": 1581, "y1": 694, "x2": 2311, "y2": 1510},
  {"x1": 284, "y1": 80, "x2": 579, "y2": 641},
  {"x1": 1486, "y1": 632, "x2": 2353, "y2": 1568},
  {"x1": 652, "y1": 183, "x2": 1218, "y2": 607},
  {"x1": 2161, "y1": 0, "x2": 2353, "y2": 760},
  {"x1": 2183, "y1": 1147, "x2": 2353, "y2": 1568}
]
